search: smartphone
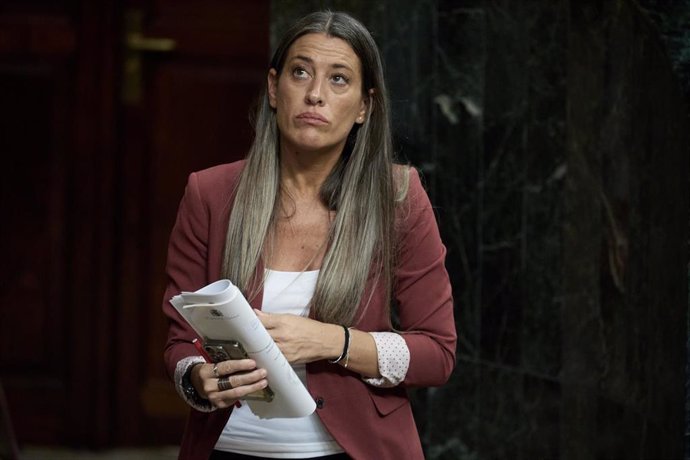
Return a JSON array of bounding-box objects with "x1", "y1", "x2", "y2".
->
[{"x1": 203, "y1": 339, "x2": 274, "y2": 402}]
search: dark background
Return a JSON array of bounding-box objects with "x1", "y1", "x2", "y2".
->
[{"x1": 1, "y1": 1, "x2": 688, "y2": 459}]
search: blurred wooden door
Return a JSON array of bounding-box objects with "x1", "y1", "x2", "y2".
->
[
  {"x1": 116, "y1": 0, "x2": 269, "y2": 446},
  {"x1": 0, "y1": 0, "x2": 117, "y2": 448},
  {"x1": 0, "y1": 0, "x2": 269, "y2": 449}
]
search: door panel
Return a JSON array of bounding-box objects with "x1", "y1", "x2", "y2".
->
[
  {"x1": 117, "y1": 0, "x2": 269, "y2": 445},
  {"x1": 0, "y1": 0, "x2": 269, "y2": 448},
  {"x1": 0, "y1": 9, "x2": 78, "y2": 446},
  {"x1": 1, "y1": 0, "x2": 122, "y2": 448}
]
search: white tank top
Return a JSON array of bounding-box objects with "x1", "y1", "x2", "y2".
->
[{"x1": 214, "y1": 269, "x2": 344, "y2": 458}]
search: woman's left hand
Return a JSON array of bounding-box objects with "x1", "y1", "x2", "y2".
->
[{"x1": 255, "y1": 309, "x2": 342, "y2": 364}]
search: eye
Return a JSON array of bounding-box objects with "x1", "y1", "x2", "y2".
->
[
  {"x1": 331, "y1": 74, "x2": 350, "y2": 85},
  {"x1": 292, "y1": 66, "x2": 309, "y2": 79}
]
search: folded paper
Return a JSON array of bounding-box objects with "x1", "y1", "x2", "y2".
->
[{"x1": 170, "y1": 279, "x2": 317, "y2": 419}]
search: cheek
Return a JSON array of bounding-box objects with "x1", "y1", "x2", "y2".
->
[
  {"x1": 342, "y1": 102, "x2": 363, "y2": 124},
  {"x1": 276, "y1": 89, "x2": 302, "y2": 118},
  {"x1": 274, "y1": 95, "x2": 293, "y2": 126}
]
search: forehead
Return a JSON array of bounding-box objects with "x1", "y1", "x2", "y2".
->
[{"x1": 285, "y1": 33, "x2": 361, "y2": 72}]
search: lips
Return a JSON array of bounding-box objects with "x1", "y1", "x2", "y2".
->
[{"x1": 296, "y1": 112, "x2": 329, "y2": 125}]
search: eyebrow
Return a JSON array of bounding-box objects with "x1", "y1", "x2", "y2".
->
[{"x1": 291, "y1": 55, "x2": 354, "y2": 72}]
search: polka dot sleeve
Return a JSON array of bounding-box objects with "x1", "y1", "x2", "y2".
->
[{"x1": 362, "y1": 332, "x2": 410, "y2": 388}]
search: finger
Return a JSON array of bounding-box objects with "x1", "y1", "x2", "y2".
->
[
  {"x1": 201, "y1": 363, "x2": 219, "y2": 380},
  {"x1": 210, "y1": 378, "x2": 269, "y2": 409},
  {"x1": 234, "y1": 378, "x2": 269, "y2": 398},
  {"x1": 226, "y1": 368, "x2": 267, "y2": 388},
  {"x1": 215, "y1": 368, "x2": 267, "y2": 395},
  {"x1": 203, "y1": 368, "x2": 263, "y2": 399},
  {"x1": 254, "y1": 309, "x2": 274, "y2": 327},
  {"x1": 212, "y1": 359, "x2": 257, "y2": 377}
]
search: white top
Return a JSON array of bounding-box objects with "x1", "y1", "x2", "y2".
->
[
  {"x1": 176, "y1": 269, "x2": 412, "y2": 455},
  {"x1": 215, "y1": 269, "x2": 343, "y2": 458}
]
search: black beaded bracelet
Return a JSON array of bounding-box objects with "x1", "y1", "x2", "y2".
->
[
  {"x1": 181, "y1": 363, "x2": 213, "y2": 410},
  {"x1": 328, "y1": 325, "x2": 350, "y2": 364}
]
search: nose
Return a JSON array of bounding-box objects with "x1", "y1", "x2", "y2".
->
[{"x1": 305, "y1": 79, "x2": 324, "y2": 106}]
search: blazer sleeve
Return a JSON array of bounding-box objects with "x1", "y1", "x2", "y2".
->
[
  {"x1": 162, "y1": 172, "x2": 211, "y2": 380},
  {"x1": 396, "y1": 167, "x2": 457, "y2": 387}
]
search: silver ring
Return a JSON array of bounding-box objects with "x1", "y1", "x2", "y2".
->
[
  {"x1": 217, "y1": 376, "x2": 233, "y2": 391},
  {"x1": 212, "y1": 364, "x2": 219, "y2": 378}
]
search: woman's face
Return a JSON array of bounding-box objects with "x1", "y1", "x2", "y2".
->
[{"x1": 268, "y1": 33, "x2": 368, "y2": 157}]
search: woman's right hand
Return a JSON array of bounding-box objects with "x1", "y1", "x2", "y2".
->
[{"x1": 190, "y1": 360, "x2": 269, "y2": 409}]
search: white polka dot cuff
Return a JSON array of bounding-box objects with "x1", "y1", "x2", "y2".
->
[{"x1": 363, "y1": 332, "x2": 410, "y2": 387}]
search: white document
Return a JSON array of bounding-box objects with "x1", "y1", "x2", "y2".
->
[{"x1": 170, "y1": 279, "x2": 317, "y2": 419}]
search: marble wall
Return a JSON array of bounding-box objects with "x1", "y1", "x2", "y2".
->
[
  {"x1": 638, "y1": 0, "x2": 690, "y2": 105},
  {"x1": 270, "y1": 1, "x2": 689, "y2": 458}
]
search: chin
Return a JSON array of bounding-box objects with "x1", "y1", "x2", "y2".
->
[
  {"x1": 282, "y1": 133, "x2": 345, "y2": 156},
  {"x1": 292, "y1": 138, "x2": 333, "y2": 153}
]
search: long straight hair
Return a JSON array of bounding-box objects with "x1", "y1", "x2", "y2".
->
[{"x1": 221, "y1": 11, "x2": 406, "y2": 326}]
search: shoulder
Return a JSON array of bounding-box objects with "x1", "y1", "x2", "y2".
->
[
  {"x1": 394, "y1": 164, "x2": 436, "y2": 234},
  {"x1": 393, "y1": 163, "x2": 428, "y2": 207},
  {"x1": 193, "y1": 159, "x2": 246, "y2": 188},
  {"x1": 182, "y1": 160, "x2": 246, "y2": 211}
]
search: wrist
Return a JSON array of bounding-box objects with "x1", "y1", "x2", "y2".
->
[
  {"x1": 318, "y1": 323, "x2": 341, "y2": 360},
  {"x1": 180, "y1": 361, "x2": 212, "y2": 410},
  {"x1": 189, "y1": 362, "x2": 206, "y2": 398},
  {"x1": 328, "y1": 325, "x2": 351, "y2": 365}
]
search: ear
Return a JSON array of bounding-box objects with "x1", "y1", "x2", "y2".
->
[
  {"x1": 356, "y1": 88, "x2": 374, "y2": 124},
  {"x1": 268, "y1": 68, "x2": 278, "y2": 109}
]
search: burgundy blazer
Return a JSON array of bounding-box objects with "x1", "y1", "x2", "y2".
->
[{"x1": 162, "y1": 160, "x2": 456, "y2": 460}]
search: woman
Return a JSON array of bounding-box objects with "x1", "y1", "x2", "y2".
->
[{"x1": 162, "y1": 10, "x2": 456, "y2": 460}]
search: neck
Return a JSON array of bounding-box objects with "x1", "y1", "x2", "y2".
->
[{"x1": 279, "y1": 145, "x2": 342, "y2": 198}]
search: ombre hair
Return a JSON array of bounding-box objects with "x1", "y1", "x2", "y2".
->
[{"x1": 221, "y1": 11, "x2": 408, "y2": 326}]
